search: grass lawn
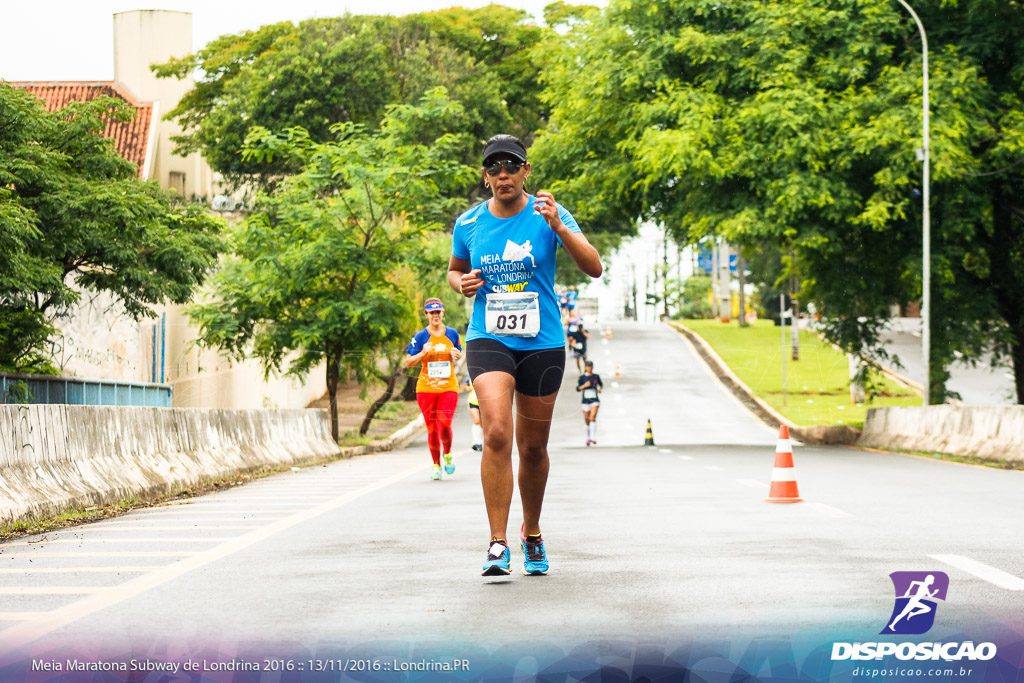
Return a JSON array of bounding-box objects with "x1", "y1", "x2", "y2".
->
[{"x1": 679, "y1": 319, "x2": 921, "y2": 429}]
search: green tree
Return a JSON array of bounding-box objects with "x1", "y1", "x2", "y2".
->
[
  {"x1": 533, "y1": 0, "x2": 1024, "y2": 403},
  {"x1": 187, "y1": 90, "x2": 475, "y2": 442},
  {"x1": 0, "y1": 84, "x2": 224, "y2": 373},
  {"x1": 152, "y1": 8, "x2": 548, "y2": 195},
  {"x1": 680, "y1": 275, "x2": 713, "y2": 319}
]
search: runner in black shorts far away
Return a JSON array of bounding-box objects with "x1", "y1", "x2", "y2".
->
[
  {"x1": 448, "y1": 133, "x2": 602, "y2": 576},
  {"x1": 566, "y1": 310, "x2": 588, "y2": 373},
  {"x1": 577, "y1": 360, "x2": 603, "y2": 446}
]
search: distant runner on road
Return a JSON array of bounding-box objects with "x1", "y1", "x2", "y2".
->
[
  {"x1": 566, "y1": 311, "x2": 588, "y2": 374},
  {"x1": 577, "y1": 360, "x2": 603, "y2": 446},
  {"x1": 464, "y1": 377, "x2": 483, "y2": 451},
  {"x1": 405, "y1": 298, "x2": 462, "y2": 480},
  {"x1": 448, "y1": 133, "x2": 603, "y2": 577}
]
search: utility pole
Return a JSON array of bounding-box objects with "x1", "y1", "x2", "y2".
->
[
  {"x1": 895, "y1": 0, "x2": 930, "y2": 405},
  {"x1": 780, "y1": 294, "x2": 787, "y2": 406},
  {"x1": 630, "y1": 263, "x2": 638, "y2": 321},
  {"x1": 737, "y1": 253, "x2": 748, "y2": 327},
  {"x1": 663, "y1": 235, "x2": 670, "y2": 320},
  {"x1": 718, "y1": 241, "x2": 731, "y2": 323},
  {"x1": 789, "y1": 263, "x2": 799, "y2": 361}
]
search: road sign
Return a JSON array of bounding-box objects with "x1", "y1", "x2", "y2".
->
[{"x1": 698, "y1": 245, "x2": 713, "y2": 274}]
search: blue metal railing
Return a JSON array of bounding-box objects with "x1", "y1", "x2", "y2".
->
[{"x1": 0, "y1": 372, "x2": 172, "y2": 407}]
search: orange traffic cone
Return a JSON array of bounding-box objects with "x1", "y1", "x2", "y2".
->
[
  {"x1": 604, "y1": 327, "x2": 613, "y2": 338},
  {"x1": 765, "y1": 425, "x2": 802, "y2": 503},
  {"x1": 614, "y1": 363, "x2": 622, "y2": 377}
]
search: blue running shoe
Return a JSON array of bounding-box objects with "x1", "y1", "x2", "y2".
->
[
  {"x1": 430, "y1": 465, "x2": 442, "y2": 480},
  {"x1": 443, "y1": 453, "x2": 455, "y2": 475},
  {"x1": 521, "y1": 526, "x2": 549, "y2": 575},
  {"x1": 481, "y1": 540, "x2": 511, "y2": 576}
]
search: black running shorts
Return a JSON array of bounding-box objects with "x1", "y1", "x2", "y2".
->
[{"x1": 466, "y1": 338, "x2": 566, "y2": 397}]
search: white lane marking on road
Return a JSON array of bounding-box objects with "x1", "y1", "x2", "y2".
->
[
  {"x1": 0, "y1": 459, "x2": 427, "y2": 656},
  {"x1": 101, "y1": 516, "x2": 286, "y2": 522},
  {"x1": 71, "y1": 526, "x2": 262, "y2": 532},
  {"x1": 0, "y1": 567, "x2": 157, "y2": 574},
  {"x1": 802, "y1": 502, "x2": 854, "y2": 518},
  {"x1": 127, "y1": 510, "x2": 307, "y2": 517},
  {"x1": 0, "y1": 552, "x2": 193, "y2": 558},
  {"x1": 930, "y1": 554, "x2": 1024, "y2": 591},
  {"x1": 678, "y1": 456, "x2": 696, "y2": 461},
  {"x1": 2, "y1": 538, "x2": 236, "y2": 546},
  {"x1": 0, "y1": 587, "x2": 105, "y2": 595},
  {"x1": 704, "y1": 466, "x2": 724, "y2": 471},
  {"x1": 736, "y1": 479, "x2": 765, "y2": 489},
  {"x1": 658, "y1": 449, "x2": 673, "y2": 454},
  {"x1": 611, "y1": 382, "x2": 620, "y2": 388},
  {"x1": 159, "y1": 500, "x2": 322, "y2": 507}
]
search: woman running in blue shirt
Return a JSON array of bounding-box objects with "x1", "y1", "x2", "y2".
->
[{"x1": 448, "y1": 134, "x2": 602, "y2": 576}]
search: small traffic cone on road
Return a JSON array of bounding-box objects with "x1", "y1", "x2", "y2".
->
[
  {"x1": 604, "y1": 327, "x2": 613, "y2": 338},
  {"x1": 765, "y1": 425, "x2": 802, "y2": 503},
  {"x1": 644, "y1": 419, "x2": 655, "y2": 447},
  {"x1": 614, "y1": 363, "x2": 622, "y2": 377}
]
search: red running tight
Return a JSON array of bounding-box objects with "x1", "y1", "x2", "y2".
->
[{"x1": 416, "y1": 391, "x2": 458, "y2": 464}]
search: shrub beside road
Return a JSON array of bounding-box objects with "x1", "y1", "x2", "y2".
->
[{"x1": 679, "y1": 319, "x2": 920, "y2": 430}]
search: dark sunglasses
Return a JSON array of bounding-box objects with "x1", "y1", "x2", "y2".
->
[{"x1": 483, "y1": 159, "x2": 525, "y2": 176}]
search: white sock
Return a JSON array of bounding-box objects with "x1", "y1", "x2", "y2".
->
[
  {"x1": 584, "y1": 422, "x2": 591, "y2": 441},
  {"x1": 472, "y1": 423, "x2": 483, "y2": 445},
  {"x1": 589, "y1": 421, "x2": 597, "y2": 441}
]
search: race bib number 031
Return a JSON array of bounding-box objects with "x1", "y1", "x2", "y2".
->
[{"x1": 485, "y1": 291, "x2": 540, "y2": 338}]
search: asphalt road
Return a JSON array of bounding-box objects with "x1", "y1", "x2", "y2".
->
[
  {"x1": 873, "y1": 318, "x2": 1017, "y2": 405},
  {"x1": 0, "y1": 322, "x2": 1021, "y2": 677}
]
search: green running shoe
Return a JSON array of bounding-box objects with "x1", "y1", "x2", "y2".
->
[{"x1": 443, "y1": 452, "x2": 454, "y2": 475}]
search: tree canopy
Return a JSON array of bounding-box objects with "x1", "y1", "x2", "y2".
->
[
  {"x1": 152, "y1": 7, "x2": 548, "y2": 194},
  {"x1": 187, "y1": 89, "x2": 476, "y2": 441},
  {"x1": 0, "y1": 84, "x2": 224, "y2": 373},
  {"x1": 532, "y1": 0, "x2": 1024, "y2": 403}
]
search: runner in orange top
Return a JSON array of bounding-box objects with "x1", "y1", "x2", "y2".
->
[{"x1": 405, "y1": 298, "x2": 463, "y2": 480}]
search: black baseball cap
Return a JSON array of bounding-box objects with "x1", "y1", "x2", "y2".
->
[{"x1": 482, "y1": 135, "x2": 527, "y2": 164}]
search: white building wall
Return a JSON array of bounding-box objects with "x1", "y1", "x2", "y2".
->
[
  {"x1": 47, "y1": 10, "x2": 326, "y2": 410},
  {"x1": 113, "y1": 9, "x2": 215, "y2": 199}
]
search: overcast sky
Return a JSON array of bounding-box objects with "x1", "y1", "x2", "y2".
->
[{"x1": 1, "y1": 0, "x2": 573, "y2": 82}]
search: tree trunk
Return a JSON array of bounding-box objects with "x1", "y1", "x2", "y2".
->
[
  {"x1": 360, "y1": 362, "x2": 403, "y2": 436},
  {"x1": 1013, "y1": 326, "x2": 1024, "y2": 404},
  {"x1": 326, "y1": 348, "x2": 340, "y2": 443},
  {"x1": 399, "y1": 366, "x2": 418, "y2": 401},
  {"x1": 848, "y1": 353, "x2": 865, "y2": 405}
]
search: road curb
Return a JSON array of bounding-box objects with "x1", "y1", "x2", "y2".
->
[
  {"x1": 665, "y1": 321, "x2": 861, "y2": 447},
  {"x1": 334, "y1": 413, "x2": 426, "y2": 459}
]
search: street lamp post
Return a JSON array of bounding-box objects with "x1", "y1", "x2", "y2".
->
[{"x1": 895, "y1": 0, "x2": 930, "y2": 406}]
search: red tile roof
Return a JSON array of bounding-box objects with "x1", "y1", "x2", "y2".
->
[{"x1": 8, "y1": 81, "x2": 153, "y2": 178}]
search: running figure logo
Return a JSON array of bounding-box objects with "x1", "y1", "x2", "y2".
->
[
  {"x1": 881, "y1": 571, "x2": 949, "y2": 635},
  {"x1": 502, "y1": 239, "x2": 536, "y2": 269}
]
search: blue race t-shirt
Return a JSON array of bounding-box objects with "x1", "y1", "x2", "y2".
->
[{"x1": 452, "y1": 195, "x2": 582, "y2": 350}]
